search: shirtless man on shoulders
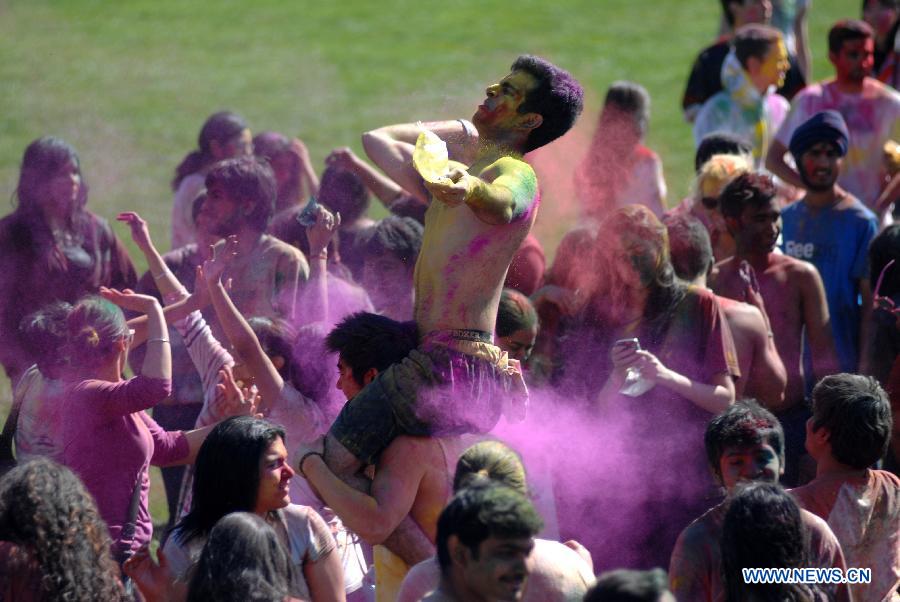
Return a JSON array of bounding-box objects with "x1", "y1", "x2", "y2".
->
[
  {"x1": 318, "y1": 55, "x2": 582, "y2": 475},
  {"x1": 710, "y1": 172, "x2": 840, "y2": 485}
]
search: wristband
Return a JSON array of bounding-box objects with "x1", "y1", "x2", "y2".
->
[
  {"x1": 298, "y1": 451, "x2": 324, "y2": 478},
  {"x1": 458, "y1": 118, "x2": 477, "y2": 139},
  {"x1": 312, "y1": 250, "x2": 328, "y2": 261},
  {"x1": 147, "y1": 338, "x2": 170, "y2": 344}
]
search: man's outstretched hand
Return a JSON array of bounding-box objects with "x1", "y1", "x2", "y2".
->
[{"x1": 424, "y1": 168, "x2": 475, "y2": 207}]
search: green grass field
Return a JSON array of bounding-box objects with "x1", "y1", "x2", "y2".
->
[{"x1": 0, "y1": 0, "x2": 853, "y2": 527}]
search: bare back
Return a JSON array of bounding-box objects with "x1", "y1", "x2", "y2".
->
[
  {"x1": 712, "y1": 253, "x2": 815, "y2": 408},
  {"x1": 414, "y1": 156, "x2": 538, "y2": 334}
]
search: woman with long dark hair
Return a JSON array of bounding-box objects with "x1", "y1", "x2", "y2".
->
[
  {"x1": 162, "y1": 416, "x2": 345, "y2": 601},
  {"x1": 0, "y1": 136, "x2": 135, "y2": 382},
  {"x1": 0, "y1": 458, "x2": 126, "y2": 601},
  {"x1": 171, "y1": 111, "x2": 251, "y2": 248}
]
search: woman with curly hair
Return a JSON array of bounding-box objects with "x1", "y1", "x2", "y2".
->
[
  {"x1": 0, "y1": 457, "x2": 126, "y2": 601},
  {"x1": 0, "y1": 136, "x2": 136, "y2": 383}
]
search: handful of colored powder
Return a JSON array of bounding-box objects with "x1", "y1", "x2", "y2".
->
[{"x1": 413, "y1": 129, "x2": 450, "y2": 184}]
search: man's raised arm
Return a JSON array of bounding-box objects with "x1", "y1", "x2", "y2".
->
[{"x1": 362, "y1": 120, "x2": 476, "y2": 205}]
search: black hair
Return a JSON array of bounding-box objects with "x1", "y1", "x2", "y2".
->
[
  {"x1": 317, "y1": 166, "x2": 370, "y2": 225},
  {"x1": 247, "y1": 316, "x2": 301, "y2": 392},
  {"x1": 186, "y1": 512, "x2": 292, "y2": 602},
  {"x1": 721, "y1": 482, "x2": 820, "y2": 602},
  {"x1": 253, "y1": 131, "x2": 301, "y2": 209},
  {"x1": 435, "y1": 482, "x2": 543, "y2": 572},
  {"x1": 325, "y1": 312, "x2": 418, "y2": 386},
  {"x1": 603, "y1": 81, "x2": 651, "y2": 138},
  {"x1": 14, "y1": 136, "x2": 89, "y2": 235},
  {"x1": 705, "y1": 400, "x2": 785, "y2": 481},
  {"x1": 174, "y1": 416, "x2": 286, "y2": 544},
  {"x1": 205, "y1": 156, "x2": 277, "y2": 233},
  {"x1": 388, "y1": 194, "x2": 428, "y2": 225},
  {"x1": 869, "y1": 224, "x2": 900, "y2": 298},
  {"x1": 720, "y1": 0, "x2": 740, "y2": 27},
  {"x1": 584, "y1": 568, "x2": 670, "y2": 602},
  {"x1": 829, "y1": 19, "x2": 875, "y2": 54},
  {"x1": 363, "y1": 216, "x2": 424, "y2": 266},
  {"x1": 510, "y1": 55, "x2": 584, "y2": 153},
  {"x1": 495, "y1": 288, "x2": 538, "y2": 338},
  {"x1": 664, "y1": 213, "x2": 714, "y2": 282},
  {"x1": 695, "y1": 132, "x2": 753, "y2": 172},
  {"x1": 810, "y1": 373, "x2": 891, "y2": 468},
  {"x1": 19, "y1": 301, "x2": 73, "y2": 379},
  {"x1": 734, "y1": 24, "x2": 782, "y2": 69},
  {"x1": 719, "y1": 172, "x2": 778, "y2": 219},
  {"x1": 173, "y1": 111, "x2": 249, "y2": 191}
]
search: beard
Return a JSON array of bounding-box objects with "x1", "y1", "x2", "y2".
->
[{"x1": 797, "y1": 163, "x2": 837, "y2": 193}]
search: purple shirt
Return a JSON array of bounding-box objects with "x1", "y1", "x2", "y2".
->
[{"x1": 60, "y1": 375, "x2": 188, "y2": 554}]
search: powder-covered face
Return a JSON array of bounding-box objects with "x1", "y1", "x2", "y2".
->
[
  {"x1": 335, "y1": 357, "x2": 363, "y2": 401},
  {"x1": 735, "y1": 198, "x2": 781, "y2": 254},
  {"x1": 497, "y1": 324, "x2": 538, "y2": 362},
  {"x1": 254, "y1": 437, "x2": 294, "y2": 514},
  {"x1": 799, "y1": 141, "x2": 842, "y2": 192},
  {"x1": 224, "y1": 128, "x2": 254, "y2": 158},
  {"x1": 43, "y1": 159, "x2": 81, "y2": 214},
  {"x1": 719, "y1": 441, "x2": 782, "y2": 491},
  {"x1": 473, "y1": 70, "x2": 538, "y2": 134},
  {"x1": 202, "y1": 180, "x2": 243, "y2": 236},
  {"x1": 759, "y1": 40, "x2": 789, "y2": 90},
  {"x1": 362, "y1": 253, "x2": 414, "y2": 312},
  {"x1": 832, "y1": 37, "x2": 875, "y2": 83},
  {"x1": 460, "y1": 535, "x2": 535, "y2": 602}
]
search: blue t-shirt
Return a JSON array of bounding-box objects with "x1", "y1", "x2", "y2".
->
[{"x1": 781, "y1": 197, "x2": 877, "y2": 372}]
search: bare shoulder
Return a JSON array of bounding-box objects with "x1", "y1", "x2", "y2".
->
[
  {"x1": 478, "y1": 155, "x2": 536, "y2": 184},
  {"x1": 769, "y1": 253, "x2": 816, "y2": 277}
]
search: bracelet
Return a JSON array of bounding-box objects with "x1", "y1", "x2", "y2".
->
[
  {"x1": 311, "y1": 250, "x2": 328, "y2": 261},
  {"x1": 457, "y1": 118, "x2": 477, "y2": 139},
  {"x1": 146, "y1": 338, "x2": 170, "y2": 344},
  {"x1": 298, "y1": 451, "x2": 324, "y2": 478}
]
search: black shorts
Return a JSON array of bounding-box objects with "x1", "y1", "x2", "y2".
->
[{"x1": 329, "y1": 341, "x2": 510, "y2": 465}]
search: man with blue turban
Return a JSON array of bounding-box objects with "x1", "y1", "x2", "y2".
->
[{"x1": 781, "y1": 110, "x2": 878, "y2": 374}]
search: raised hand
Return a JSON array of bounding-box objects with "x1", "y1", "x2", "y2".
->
[
  {"x1": 738, "y1": 260, "x2": 766, "y2": 313},
  {"x1": 212, "y1": 365, "x2": 258, "y2": 418},
  {"x1": 306, "y1": 206, "x2": 341, "y2": 257},
  {"x1": 200, "y1": 235, "x2": 239, "y2": 285},
  {"x1": 99, "y1": 287, "x2": 160, "y2": 314},
  {"x1": 116, "y1": 212, "x2": 154, "y2": 253},
  {"x1": 325, "y1": 147, "x2": 360, "y2": 172}
]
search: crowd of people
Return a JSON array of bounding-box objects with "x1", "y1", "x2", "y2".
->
[{"x1": 1, "y1": 2, "x2": 900, "y2": 601}]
